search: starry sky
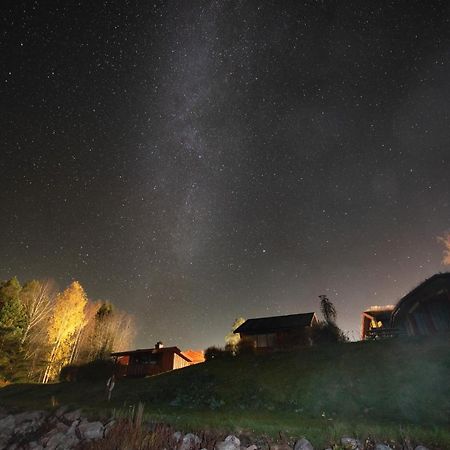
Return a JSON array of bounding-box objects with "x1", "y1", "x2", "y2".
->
[{"x1": 1, "y1": 1, "x2": 450, "y2": 348}]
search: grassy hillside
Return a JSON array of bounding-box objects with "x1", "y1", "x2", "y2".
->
[{"x1": 1, "y1": 337, "x2": 449, "y2": 447}]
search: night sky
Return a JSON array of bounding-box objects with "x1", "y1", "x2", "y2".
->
[{"x1": 2, "y1": 1, "x2": 450, "y2": 348}]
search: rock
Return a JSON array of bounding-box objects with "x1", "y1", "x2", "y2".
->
[
  {"x1": 55, "y1": 421, "x2": 69, "y2": 433},
  {"x1": 341, "y1": 437, "x2": 361, "y2": 449},
  {"x1": 375, "y1": 445, "x2": 393, "y2": 450},
  {"x1": 414, "y1": 447, "x2": 430, "y2": 450},
  {"x1": 55, "y1": 405, "x2": 69, "y2": 417},
  {"x1": 63, "y1": 409, "x2": 82, "y2": 422},
  {"x1": 294, "y1": 438, "x2": 314, "y2": 450},
  {"x1": 0, "y1": 414, "x2": 15, "y2": 431},
  {"x1": 179, "y1": 432, "x2": 202, "y2": 450},
  {"x1": 173, "y1": 431, "x2": 183, "y2": 443},
  {"x1": 78, "y1": 420, "x2": 104, "y2": 440},
  {"x1": 66, "y1": 419, "x2": 80, "y2": 436},
  {"x1": 216, "y1": 435, "x2": 241, "y2": 450},
  {"x1": 270, "y1": 445, "x2": 292, "y2": 450},
  {"x1": 245, "y1": 445, "x2": 258, "y2": 450},
  {"x1": 48, "y1": 432, "x2": 79, "y2": 450},
  {"x1": 45, "y1": 432, "x2": 70, "y2": 450},
  {"x1": 28, "y1": 442, "x2": 44, "y2": 450},
  {"x1": 14, "y1": 410, "x2": 46, "y2": 435},
  {"x1": 0, "y1": 415, "x2": 15, "y2": 448}
]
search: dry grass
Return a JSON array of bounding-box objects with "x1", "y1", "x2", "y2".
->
[{"x1": 83, "y1": 420, "x2": 223, "y2": 450}]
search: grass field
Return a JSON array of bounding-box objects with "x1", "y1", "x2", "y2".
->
[{"x1": 1, "y1": 337, "x2": 449, "y2": 448}]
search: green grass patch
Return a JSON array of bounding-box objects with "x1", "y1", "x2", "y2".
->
[{"x1": 1, "y1": 337, "x2": 449, "y2": 448}]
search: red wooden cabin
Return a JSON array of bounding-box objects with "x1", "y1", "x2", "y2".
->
[{"x1": 111, "y1": 344, "x2": 199, "y2": 377}]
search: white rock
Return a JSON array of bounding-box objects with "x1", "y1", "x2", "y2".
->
[
  {"x1": 225, "y1": 435, "x2": 241, "y2": 446},
  {"x1": 173, "y1": 431, "x2": 183, "y2": 442},
  {"x1": 78, "y1": 420, "x2": 104, "y2": 440},
  {"x1": 216, "y1": 435, "x2": 241, "y2": 450},
  {"x1": 294, "y1": 437, "x2": 314, "y2": 450},
  {"x1": 341, "y1": 437, "x2": 361, "y2": 449},
  {"x1": 246, "y1": 445, "x2": 258, "y2": 450},
  {"x1": 375, "y1": 445, "x2": 393, "y2": 450},
  {"x1": 179, "y1": 432, "x2": 202, "y2": 450}
]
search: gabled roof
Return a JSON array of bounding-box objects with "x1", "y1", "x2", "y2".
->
[
  {"x1": 234, "y1": 312, "x2": 317, "y2": 335},
  {"x1": 111, "y1": 346, "x2": 192, "y2": 362}
]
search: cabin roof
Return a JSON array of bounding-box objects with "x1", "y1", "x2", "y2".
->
[
  {"x1": 182, "y1": 349, "x2": 205, "y2": 363},
  {"x1": 362, "y1": 305, "x2": 394, "y2": 321},
  {"x1": 391, "y1": 272, "x2": 450, "y2": 325},
  {"x1": 393, "y1": 272, "x2": 450, "y2": 315},
  {"x1": 234, "y1": 312, "x2": 316, "y2": 335},
  {"x1": 111, "y1": 346, "x2": 192, "y2": 362}
]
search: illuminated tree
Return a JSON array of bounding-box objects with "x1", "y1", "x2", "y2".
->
[
  {"x1": 73, "y1": 301, "x2": 135, "y2": 364},
  {"x1": 42, "y1": 281, "x2": 87, "y2": 383},
  {"x1": 225, "y1": 317, "x2": 246, "y2": 351},
  {"x1": 19, "y1": 279, "x2": 55, "y2": 345}
]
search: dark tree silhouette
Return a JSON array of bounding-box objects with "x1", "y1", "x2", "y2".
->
[{"x1": 319, "y1": 294, "x2": 337, "y2": 324}]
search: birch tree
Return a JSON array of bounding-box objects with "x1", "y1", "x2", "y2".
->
[
  {"x1": 19, "y1": 279, "x2": 55, "y2": 345},
  {"x1": 42, "y1": 281, "x2": 87, "y2": 383}
]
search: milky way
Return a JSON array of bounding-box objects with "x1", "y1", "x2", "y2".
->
[{"x1": 1, "y1": 1, "x2": 450, "y2": 347}]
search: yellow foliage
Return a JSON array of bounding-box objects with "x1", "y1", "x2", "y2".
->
[
  {"x1": 43, "y1": 281, "x2": 87, "y2": 382},
  {"x1": 225, "y1": 317, "x2": 246, "y2": 349}
]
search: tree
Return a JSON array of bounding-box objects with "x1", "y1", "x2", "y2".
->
[
  {"x1": 319, "y1": 294, "x2": 336, "y2": 325},
  {"x1": 42, "y1": 281, "x2": 87, "y2": 383},
  {"x1": 19, "y1": 279, "x2": 55, "y2": 345},
  {"x1": 72, "y1": 301, "x2": 135, "y2": 364},
  {"x1": 0, "y1": 277, "x2": 26, "y2": 340},
  {"x1": 312, "y1": 295, "x2": 347, "y2": 345},
  {"x1": 225, "y1": 317, "x2": 245, "y2": 351},
  {"x1": 0, "y1": 277, "x2": 28, "y2": 382}
]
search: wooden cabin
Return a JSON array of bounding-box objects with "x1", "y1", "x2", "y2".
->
[
  {"x1": 391, "y1": 273, "x2": 450, "y2": 336},
  {"x1": 111, "y1": 343, "x2": 204, "y2": 377},
  {"x1": 233, "y1": 312, "x2": 318, "y2": 350}
]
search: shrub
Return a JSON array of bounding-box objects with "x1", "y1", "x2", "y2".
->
[
  {"x1": 204, "y1": 346, "x2": 231, "y2": 361},
  {"x1": 235, "y1": 338, "x2": 255, "y2": 355},
  {"x1": 310, "y1": 321, "x2": 348, "y2": 345},
  {"x1": 60, "y1": 359, "x2": 115, "y2": 382}
]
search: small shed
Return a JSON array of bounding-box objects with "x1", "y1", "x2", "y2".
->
[
  {"x1": 234, "y1": 312, "x2": 318, "y2": 350},
  {"x1": 361, "y1": 305, "x2": 395, "y2": 340},
  {"x1": 111, "y1": 345, "x2": 193, "y2": 377}
]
